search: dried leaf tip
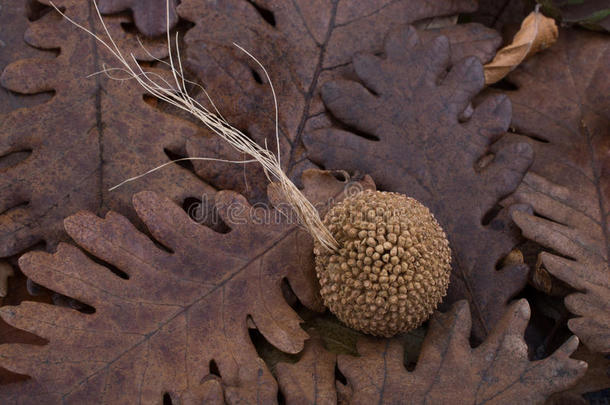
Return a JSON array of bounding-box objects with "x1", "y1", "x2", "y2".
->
[{"x1": 484, "y1": 6, "x2": 559, "y2": 84}]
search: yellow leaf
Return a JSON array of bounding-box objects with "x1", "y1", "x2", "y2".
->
[{"x1": 484, "y1": 9, "x2": 558, "y2": 84}]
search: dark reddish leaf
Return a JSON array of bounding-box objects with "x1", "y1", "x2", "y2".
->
[
  {"x1": 304, "y1": 25, "x2": 534, "y2": 340},
  {"x1": 97, "y1": 0, "x2": 179, "y2": 37},
  {"x1": 0, "y1": 170, "x2": 371, "y2": 403},
  {"x1": 338, "y1": 300, "x2": 586, "y2": 404},
  {"x1": 177, "y1": 0, "x2": 483, "y2": 202},
  {"x1": 505, "y1": 29, "x2": 610, "y2": 353},
  {"x1": 0, "y1": 0, "x2": 214, "y2": 257}
]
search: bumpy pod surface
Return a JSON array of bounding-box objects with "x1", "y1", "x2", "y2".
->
[{"x1": 314, "y1": 190, "x2": 451, "y2": 337}]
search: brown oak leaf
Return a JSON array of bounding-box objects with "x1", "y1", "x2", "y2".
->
[
  {"x1": 276, "y1": 333, "x2": 337, "y2": 405},
  {"x1": 505, "y1": 29, "x2": 610, "y2": 354},
  {"x1": 304, "y1": 25, "x2": 534, "y2": 341},
  {"x1": 0, "y1": 0, "x2": 55, "y2": 116},
  {"x1": 0, "y1": 0, "x2": 215, "y2": 257},
  {"x1": 0, "y1": 169, "x2": 372, "y2": 404},
  {"x1": 97, "y1": 0, "x2": 179, "y2": 37},
  {"x1": 547, "y1": 345, "x2": 610, "y2": 404},
  {"x1": 276, "y1": 301, "x2": 587, "y2": 404},
  {"x1": 338, "y1": 300, "x2": 586, "y2": 404},
  {"x1": 175, "y1": 0, "x2": 498, "y2": 202}
]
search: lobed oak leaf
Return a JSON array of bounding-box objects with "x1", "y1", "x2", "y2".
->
[
  {"x1": 276, "y1": 301, "x2": 587, "y2": 404},
  {"x1": 505, "y1": 29, "x2": 610, "y2": 354},
  {"x1": 0, "y1": 169, "x2": 371, "y2": 404},
  {"x1": 512, "y1": 189, "x2": 610, "y2": 354},
  {"x1": 338, "y1": 300, "x2": 587, "y2": 404},
  {"x1": 0, "y1": 0, "x2": 56, "y2": 116},
  {"x1": 0, "y1": 0, "x2": 215, "y2": 257},
  {"x1": 97, "y1": 0, "x2": 179, "y2": 37},
  {"x1": 175, "y1": 0, "x2": 501, "y2": 202},
  {"x1": 304, "y1": 25, "x2": 534, "y2": 341},
  {"x1": 546, "y1": 345, "x2": 610, "y2": 404}
]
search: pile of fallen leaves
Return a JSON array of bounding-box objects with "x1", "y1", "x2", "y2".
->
[{"x1": 0, "y1": 0, "x2": 608, "y2": 404}]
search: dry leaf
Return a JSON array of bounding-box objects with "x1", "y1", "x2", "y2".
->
[
  {"x1": 97, "y1": 0, "x2": 179, "y2": 37},
  {"x1": 304, "y1": 25, "x2": 533, "y2": 341},
  {"x1": 0, "y1": 0, "x2": 500, "y2": 257},
  {"x1": 0, "y1": 2, "x2": 602, "y2": 403},
  {"x1": 410, "y1": 8, "x2": 503, "y2": 65},
  {"x1": 0, "y1": 0, "x2": 215, "y2": 256},
  {"x1": 503, "y1": 28, "x2": 609, "y2": 354},
  {"x1": 0, "y1": 170, "x2": 372, "y2": 404},
  {"x1": 417, "y1": 23, "x2": 503, "y2": 64},
  {"x1": 339, "y1": 300, "x2": 586, "y2": 404},
  {"x1": 512, "y1": 179, "x2": 610, "y2": 354},
  {"x1": 547, "y1": 345, "x2": 610, "y2": 404},
  {"x1": 0, "y1": 0, "x2": 55, "y2": 116},
  {"x1": 176, "y1": 0, "x2": 484, "y2": 202},
  {"x1": 484, "y1": 8, "x2": 558, "y2": 84},
  {"x1": 278, "y1": 301, "x2": 587, "y2": 403},
  {"x1": 276, "y1": 333, "x2": 337, "y2": 405}
]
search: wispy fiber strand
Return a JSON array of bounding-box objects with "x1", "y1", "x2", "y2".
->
[{"x1": 50, "y1": 0, "x2": 338, "y2": 251}]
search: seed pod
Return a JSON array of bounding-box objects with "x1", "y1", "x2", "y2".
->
[{"x1": 314, "y1": 190, "x2": 451, "y2": 337}]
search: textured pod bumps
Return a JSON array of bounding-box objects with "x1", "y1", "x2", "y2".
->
[{"x1": 314, "y1": 190, "x2": 451, "y2": 337}]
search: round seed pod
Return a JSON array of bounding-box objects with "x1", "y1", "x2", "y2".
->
[{"x1": 313, "y1": 190, "x2": 451, "y2": 337}]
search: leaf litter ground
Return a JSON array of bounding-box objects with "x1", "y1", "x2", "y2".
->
[{"x1": 0, "y1": 0, "x2": 608, "y2": 403}]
